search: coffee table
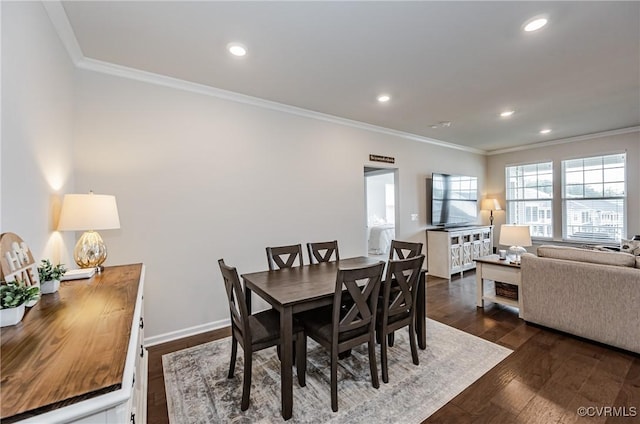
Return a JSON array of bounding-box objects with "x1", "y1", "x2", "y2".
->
[{"x1": 475, "y1": 254, "x2": 522, "y2": 317}]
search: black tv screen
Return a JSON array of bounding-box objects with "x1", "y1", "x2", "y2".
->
[{"x1": 431, "y1": 173, "x2": 478, "y2": 227}]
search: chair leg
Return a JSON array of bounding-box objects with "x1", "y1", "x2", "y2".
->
[
  {"x1": 228, "y1": 336, "x2": 238, "y2": 378},
  {"x1": 409, "y1": 323, "x2": 419, "y2": 366},
  {"x1": 296, "y1": 332, "x2": 307, "y2": 387},
  {"x1": 380, "y1": 330, "x2": 389, "y2": 384},
  {"x1": 241, "y1": 349, "x2": 252, "y2": 411},
  {"x1": 331, "y1": 350, "x2": 339, "y2": 412},
  {"x1": 368, "y1": 334, "x2": 380, "y2": 389},
  {"x1": 387, "y1": 332, "x2": 395, "y2": 347}
]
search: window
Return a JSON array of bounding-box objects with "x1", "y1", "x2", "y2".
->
[
  {"x1": 562, "y1": 153, "x2": 626, "y2": 242},
  {"x1": 505, "y1": 162, "x2": 553, "y2": 238}
]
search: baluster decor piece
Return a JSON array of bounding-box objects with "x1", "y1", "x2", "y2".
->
[
  {"x1": 0, "y1": 233, "x2": 41, "y2": 326},
  {"x1": 0, "y1": 232, "x2": 40, "y2": 306}
]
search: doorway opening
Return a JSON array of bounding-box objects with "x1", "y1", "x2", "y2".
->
[{"x1": 364, "y1": 167, "x2": 398, "y2": 257}]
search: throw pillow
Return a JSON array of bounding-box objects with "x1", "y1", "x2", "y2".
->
[{"x1": 620, "y1": 239, "x2": 640, "y2": 256}]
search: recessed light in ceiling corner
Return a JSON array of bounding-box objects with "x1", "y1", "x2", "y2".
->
[
  {"x1": 377, "y1": 94, "x2": 391, "y2": 103},
  {"x1": 227, "y1": 42, "x2": 247, "y2": 57},
  {"x1": 523, "y1": 16, "x2": 549, "y2": 32},
  {"x1": 500, "y1": 110, "x2": 515, "y2": 118},
  {"x1": 539, "y1": 128, "x2": 552, "y2": 134}
]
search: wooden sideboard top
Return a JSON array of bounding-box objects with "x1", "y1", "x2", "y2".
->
[{"x1": 0, "y1": 263, "x2": 143, "y2": 421}]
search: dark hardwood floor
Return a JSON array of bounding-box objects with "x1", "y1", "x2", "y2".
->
[{"x1": 147, "y1": 272, "x2": 639, "y2": 423}]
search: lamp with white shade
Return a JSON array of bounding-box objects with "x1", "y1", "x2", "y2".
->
[
  {"x1": 58, "y1": 192, "x2": 120, "y2": 270},
  {"x1": 481, "y1": 198, "x2": 501, "y2": 226},
  {"x1": 498, "y1": 224, "x2": 531, "y2": 264}
]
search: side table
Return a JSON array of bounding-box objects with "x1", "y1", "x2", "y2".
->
[{"x1": 475, "y1": 254, "x2": 523, "y2": 318}]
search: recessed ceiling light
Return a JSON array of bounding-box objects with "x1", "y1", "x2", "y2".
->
[
  {"x1": 539, "y1": 128, "x2": 552, "y2": 134},
  {"x1": 500, "y1": 110, "x2": 515, "y2": 118},
  {"x1": 227, "y1": 42, "x2": 247, "y2": 57},
  {"x1": 524, "y1": 17, "x2": 548, "y2": 32},
  {"x1": 377, "y1": 94, "x2": 391, "y2": 103}
]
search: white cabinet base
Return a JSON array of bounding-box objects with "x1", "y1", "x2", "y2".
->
[{"x1": 427, "y1": 226, "x2": 493, "y2": 279}]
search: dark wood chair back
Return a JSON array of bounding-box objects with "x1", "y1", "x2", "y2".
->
[
  {"x1": 381, "y1": 255, "x2": 425, "y2": 327},
  {"x1": 218, "y1": 259, "x2": 250, "y2": 346},
  {"x1": 266, "y1": 244, "x2": 304, "y2": 270},
  {"x1": 333, "y1": 262, "x2": 385, "y2": 345},
  {"x1": 307, "y1": 240, "x2": 340, "y2": 264},
  {"x1": 378, "y1": 254, "x2": 425, "y2": 383},
  {"x1": 300, "y1": 260, "x2": 385, "y2": 411},
  {"x1": 388, "y1": 240, "x2": 423, "y2": 261},
  {"x1": 218, "y1": 258, "x2": 307, "y2": 410}
]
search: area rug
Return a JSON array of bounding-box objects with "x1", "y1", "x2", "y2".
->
[{"x1": 163, "y1": 319, "x2": 511, "y2": 423}]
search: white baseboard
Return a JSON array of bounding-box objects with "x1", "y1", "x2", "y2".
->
[{"x1": 144, "y1": 318, "x2": 230, "y2": 347}]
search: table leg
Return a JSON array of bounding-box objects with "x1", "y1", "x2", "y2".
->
[
  {"x1": 416, "y1": 270, "x2": 426, "y2": 349},
  {"x1": 243, "y1": 278, "x2": 252, "y2": 313},
  {"x1": 280, "y1": 306, "x2": 293, "y2": 420},
  {"x1": 476, "y1": 263, "x2": 484, "y2": 308}
]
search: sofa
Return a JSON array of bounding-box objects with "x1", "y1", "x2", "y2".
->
[{"x1": 521, "y1": 245, "x2": 640, "y2": 354}]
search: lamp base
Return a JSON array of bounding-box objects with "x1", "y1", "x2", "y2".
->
[
  {"x1": 73, "y1": 231, "x2": 108, "y2": 269},
  {"x1": 509, "y1": 245, "x2": 527, "y2": 264}
]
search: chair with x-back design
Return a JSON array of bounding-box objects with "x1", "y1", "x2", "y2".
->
[
  {"x1": 218, "y1": 259, "x2": 306, "y2": 411},
  {"x1": 388, "y1": 240, "x2": 423, "y2": 261},
  {"x1": 266, "y1": 244, "x2": 304, "y2": 271},
  {"x1": 306, "y1": 240, "x2": 340, "y2": 264},
  {"x1": 377, "y1": 255, "x2": 425, "y2": 383},
  {"x1": 299, "y1": 261, "x2": 385, "y2": 412}
]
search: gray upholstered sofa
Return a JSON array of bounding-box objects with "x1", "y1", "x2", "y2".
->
[{"x1": 521, "y1": 245, "x2": 640, "y2": 354}]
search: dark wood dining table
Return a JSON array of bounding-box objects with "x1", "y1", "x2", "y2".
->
[{"x1": 241, "y1": 256, "x2": 427, "y2": 420}]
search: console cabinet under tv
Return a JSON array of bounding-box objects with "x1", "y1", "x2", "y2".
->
[{"x1": 427, "y1": 226, "x2": 493, "y2": 278}]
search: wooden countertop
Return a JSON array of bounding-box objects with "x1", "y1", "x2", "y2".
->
[{"x1": 0, "y1": 264, "x2": 143, "y2": 421}]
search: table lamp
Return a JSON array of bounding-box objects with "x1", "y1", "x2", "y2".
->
[
  {"x1": 499, "y1": 225, "x2": 531, "y2": 264},
  {"x1": 481, "y1": 198, "x2": 501, "y2": 226},
  {"x1": 58, "y1": 192, "x2": 120, "y2": 270}
]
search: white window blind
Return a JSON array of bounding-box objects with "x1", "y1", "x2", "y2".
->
[{"x1": 505, "y1": 162, "x2": 553, "y2": 238}]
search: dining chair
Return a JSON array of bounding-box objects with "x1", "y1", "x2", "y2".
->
[
  {"x1": 266, "y1": 244, "x2": 304, "y2": 270},
  {"x1": 299, "y1": 261, "x2": 385, "y2": 412},
  {"x1": 384, "y1": 240, "x2": 423, "y2": 347},
  {"x1": 377, "y1": 255, "x2": 425, "y2": 383},
  {"x1": 307, "y1": 240, "x2": 340, "y2": 264},
  {"x1": 388, "y1": 240, "x2": 423, "y2": 261},
  {"x1": 218, "y1": 259, "x2": 307, "y2": 411}
]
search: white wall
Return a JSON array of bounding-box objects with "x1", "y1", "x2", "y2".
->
[
  {"x1": 1, "y1": 2, "x2": 75, "y2": 264},
  {"x1": 72, "y1": 70, "x2": 485, "y2": 340},
  {"x1": 487, "y1": 131, "x2": 640, "y2": 245}
]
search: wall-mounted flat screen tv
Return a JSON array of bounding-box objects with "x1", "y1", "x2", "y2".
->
[{"x1": 431, "y1": 172, "x2": 478, "y2": 227}]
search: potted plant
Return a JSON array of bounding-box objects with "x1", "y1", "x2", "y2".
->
[
  {"x1": 1, "y1": 280, "x2": 40, "y2": 327},
  {"x1": 38, "y1": 260, "x2": 67, "y2": 294}
]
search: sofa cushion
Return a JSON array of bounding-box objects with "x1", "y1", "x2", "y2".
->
[
  {"x1": 537, "y1": 245, "x2": 636, "y2": 267},
  {"x1": 636, "y1": 256, "x2": 640, "y2": 269}
]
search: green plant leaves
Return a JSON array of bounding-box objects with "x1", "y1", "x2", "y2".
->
[
  {"x1": 38, "y1": 259, "x2": 67, "y2": 281},
  {"x1": 0, "y1": 280, "x2": 40, "y2": 309}
]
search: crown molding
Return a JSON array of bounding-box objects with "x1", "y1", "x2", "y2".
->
[
  {"x1": 486, "y1": 126, "x2": 640, "y2": 156},
  {"x1": 42, "y1": 1, "x2": 83, "y2": 65},
  {"x1": 43, "y1": 1, "x2": 485, "y2": 155},
  {"x1": 76, "y1": 57, "x2": 485, "y2": 154}
]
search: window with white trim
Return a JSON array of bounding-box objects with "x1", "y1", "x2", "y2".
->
[
  {"x1": 562, "y1": 153, "x2": 626, "y2": 242},
  {"x1": 505, "y1": 162, "x2": 553, "y2": 238}
]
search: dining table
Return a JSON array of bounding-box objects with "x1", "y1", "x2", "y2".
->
[{"x1": 241, "y1": 256, "x2": 427, "y2": 420}]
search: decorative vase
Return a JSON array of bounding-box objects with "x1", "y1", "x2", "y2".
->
[
  {"x1": 25, "y1": 281, "x2": 41, "y2": 307},
  {"x1": 41, "y1": 279, "x2": 60, "y2": 294},
  {"x1": 0, "y1": 304, "x2": 26, "y2": 327}
]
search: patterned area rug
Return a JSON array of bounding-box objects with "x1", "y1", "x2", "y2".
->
[{"x1": 163, "y1": 319, "x2": 511, "y2": 423}]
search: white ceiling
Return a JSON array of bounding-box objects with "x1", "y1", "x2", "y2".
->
[{"x1": 60, "y1": 1, "x2": 640, "y2": 152}]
